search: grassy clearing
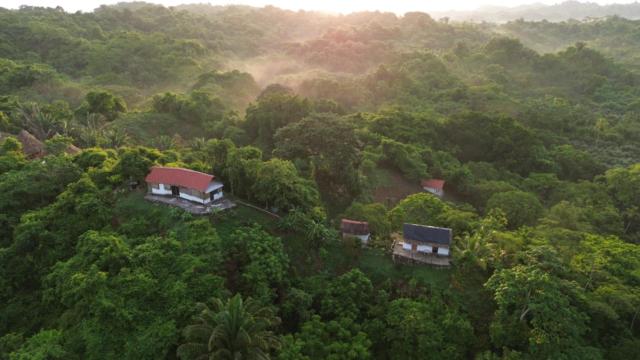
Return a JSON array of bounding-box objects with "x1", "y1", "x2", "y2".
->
[
  {"x1": 211, "y1": 202, "x2": 278, "y2": 238},
  {"x1": 371, "y1": 167, "x2": 423, "y2": 206},
  {"x1": 357, "y1": 248, "x2": 451, "y2": 290}
]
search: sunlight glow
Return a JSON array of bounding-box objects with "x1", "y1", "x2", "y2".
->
[{"x1": 2, "y1": 0, "x2": 640, "y2": 14}]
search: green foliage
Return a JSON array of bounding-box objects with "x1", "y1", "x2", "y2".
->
[
  {"x1": 380, "y1": 138, "x2": 428, "y2": 180},
  {"x1": 44, "y1": 134, "x2": 73, "y2": 155},
  {"x1": 223, "y1": 226, "x2": 290, "y2": 300},
  {"x1": 275, "y1": 113, "x2": 362, "y2": 209},
  {"x1": 1, "y1": 5, "x2": 640, "y2": 360},
  {"x1": 178, "y1": 294, "x2": 281, "y2": 360},
  {"x1": 77, "y1": 91, "x2": 127, "y2": 121},
  {"x1": 486, "y1": 191, "x2": 544, "y2": 229},
  {"x1": 442, "y1": 113, "x2": 544, "y2": 175},
  {"x1": 280, "y1": 315, "x2": 372, "y2": 360},
  {"x1": 0, "y1": 137, "x2": 26, "y2": 173},
  {"x1": 486, "y1": 263, "x2": 598, "y2": 358},
  {"x1": 388, "y1": 192, "x2": 477, "y2": 234},
  {"x1": 383, "y1": 297, "x2": 473, "y2": 359},
  {"x1": 245, "y1": 94, "x2": 311, "y2": 151},
  {"x1": 152, "y1": 91, "x2": 225, "y2": 130},
  {"x1": 0, "y1": 155, "x2": 81, "y2": 243},
  {"x1": 320, "y1": 269, "x2": 373, "y2": 320},
  {"x1": 604, "y1": 163, "x2": 640, "y2": 240},
  {"x1": 252, "y1": 158, "x2": 321, "y2": 212},
  {"x1": 8, "y1": 330, "x2": 68, "y2": 360},
  {"x1": 0, "y1": 59, "x2": 59, "y2": 93}
]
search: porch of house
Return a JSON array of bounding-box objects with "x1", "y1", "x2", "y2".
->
[
  {"x1": 391, "y1": 240, "x2": 452, "y2": 267},
  {"x1": 145, "y1": 194, "x2": 236, "y2": 215}
]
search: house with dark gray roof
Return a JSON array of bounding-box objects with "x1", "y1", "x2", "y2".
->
[{"x1": 392, "y1": 223, "x2": 452, "y2": 267}]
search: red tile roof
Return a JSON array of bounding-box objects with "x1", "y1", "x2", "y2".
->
[
  {"x1": 421, "y1": 179, "x2": 445, "y2": 190},
  {"x1": 145, "y1": 167, "x2": 214, "y2": 192},
  {"x1": 341, "y1": 219, "x2": 370, "y2": 235}
]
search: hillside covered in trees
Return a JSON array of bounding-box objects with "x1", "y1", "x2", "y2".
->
[{"x1": 1, "y1": 2, "x2": 640, "y2": 360}]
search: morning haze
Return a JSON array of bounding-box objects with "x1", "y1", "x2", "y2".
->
[{"x1": 0, "y1": 1, "x2": 639, "y2": 359}]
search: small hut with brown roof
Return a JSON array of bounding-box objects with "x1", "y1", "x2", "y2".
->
[
  {"x1": 65, "y1": 144, "x2": 81, "y2": 155},
  {"x1": 340, "y1": 219, "x2": 371, "y2": 245},
  {"x1": 17, "y1": 130, "x2": 45, "y2": 159}
]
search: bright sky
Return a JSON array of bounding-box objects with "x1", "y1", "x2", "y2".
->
[{"x1": 0, "y1": 0, "x2": 638, "y2": 13}]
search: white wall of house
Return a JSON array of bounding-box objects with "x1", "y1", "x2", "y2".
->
[
  {"x1": 424, "y1": 187, "x2": 444, "y2": 196},
  {"x1": 206, "y1": 181, "x2": 224, "y2": 202},
  {"x1": 402, "y1": 242, "x2": 450, "y2": 257},
  {"x1": 149, "y1": 181, "x2": 224, "y2": 205},
  {"x1": 211, "y1": 191, "x2": 223, "y2": 201},
  {"x1": 357, "y1": 234, "x2": 370, "y2": 244},
  {"x1": 179, "y1": 191, "x2": 207, "y2": 205},
  {"x1": 151, "y1": 183, "x2": 172, "y2": 195}
]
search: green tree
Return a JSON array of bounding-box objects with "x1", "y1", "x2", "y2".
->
[
  {"x1": 44, "y1": 134, "x2": 74, "y2": 155},
  {"x1": 252, "y1": 159, "x2": 320, "y2": 212},
  {"x1": 320, "y1": 269, "x2": 373, "y2": 320},
  {"x1": 223, "y1": 145, "x2": 262, "y2": 198},
  {"x1": 178, "y1": 294, "x2": 281, "y2": 360},
  {"x1": 485, "y1": 265, "x2": 597, "y2": 358},
  {"x1": 8, "y1": 330, "x2": 68, "y2": 360},
  {"x1": 223, "y1": 226, "x2": 290, "y2": 300},
  {"x1": 274, "y1": 113, "x2": 361, "y2": 208},
  {"x1": 78, "y1": 91, "x2": 127, "y2": 121},
  {"x1": 0, "y1": 137, "x2": 26, "y2": 173},
  {"x1": 279, "y1": 316, "x2": 371, "y2": 360},
  {"x1": 244, "y1": 94, "x2": 311, "y2": 151},
  {"x1": 388, "y1": 192, "x2": 477, "y2": 234},
  {"x1": 486, "y1": 191, "x2": 543, "y2": 229},
  {"x1": 383, "y1": 298, "x2": 473, "y2": 360},
  {"x1": 604, "y1": 164, "x2": 640, "y2": 239}
]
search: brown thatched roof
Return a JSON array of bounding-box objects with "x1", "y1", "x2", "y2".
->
[
  {"x1": 17, "y1": 130, "x2": 45, "y2": 158},
  {"x1": 65, "y1": 144, "x2": 81, "y2": 155}
]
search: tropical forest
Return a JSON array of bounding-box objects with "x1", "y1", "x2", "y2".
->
[{"x1": 1, "y1": 1, "x2": 640, "y2": 359}]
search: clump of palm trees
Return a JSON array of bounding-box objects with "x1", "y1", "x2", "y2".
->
[
  {"x1": 177, "y1": 294, "x2": 281, "y2": 360},
  {"x1": 9, "y1": 103, "x2": 130, "y2": 148}
]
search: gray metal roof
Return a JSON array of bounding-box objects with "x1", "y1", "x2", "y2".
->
[{"x1": 403, "y1": 223, "x2": 452, "y2": 245}]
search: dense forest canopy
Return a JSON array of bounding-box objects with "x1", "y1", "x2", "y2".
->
[{"x1": 1, "y1": 2, "x2": 640, "y2": 360}]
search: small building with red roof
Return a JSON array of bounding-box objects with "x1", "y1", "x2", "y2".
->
[
  {"x1": 145, "y1": 166, "x2": 224, "y2": 205},
  {"x1": 421, "y1": 179, "x2": 445, "y2": 197},
  {"x1": 340, "y1": 219, "x2": 371, "y2": 245}
]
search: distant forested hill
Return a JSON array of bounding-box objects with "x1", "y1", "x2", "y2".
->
[
  {"x1": 498, "y1": 16, "x2": 640, "y2": 72},
  {"x1": 433, "y1": 1, "x2": 640, "y2": 22}
]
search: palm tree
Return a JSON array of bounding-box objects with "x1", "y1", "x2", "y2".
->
[
  {"x1": 15, "y1": 104, "x2": 62, "y2": 140},
  {"x1": 101, "y1": 127, "x2": 130, "y2": 148},
  {"x1": 454, "y1": 210, "x2": 507, "y2": 270},
  {"x1": 177, "y1": 294, "x2": 281, "y2": 360},
  {"x1": 191, "y1": 137, "x2": 207, "y2": 152}
]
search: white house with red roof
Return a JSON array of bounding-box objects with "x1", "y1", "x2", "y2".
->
[
  {"x1": 421, "y1": 179, "x2": 445, "y2": 197},
  {"x1": 145, "y1": 166, "x2": 224, "y2": 205}
]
